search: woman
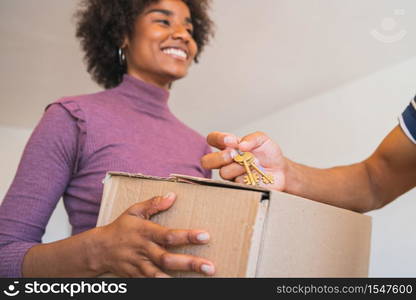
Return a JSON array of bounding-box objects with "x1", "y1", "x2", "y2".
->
[{"x1": 0, "y1": 0, "x2": 216, "y2": 277}]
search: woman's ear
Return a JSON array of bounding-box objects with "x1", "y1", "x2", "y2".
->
[{"x1": 121, "y1": 36, "x2": 129, "y2": 49}]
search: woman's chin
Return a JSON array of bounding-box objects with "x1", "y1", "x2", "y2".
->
[{"x1": 164, "y1": 70, "x2": 188, "y2": 81}]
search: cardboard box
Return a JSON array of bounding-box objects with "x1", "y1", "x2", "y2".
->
[{"x1": 97, "y1": 172, "x2": 372, "y2": 277}]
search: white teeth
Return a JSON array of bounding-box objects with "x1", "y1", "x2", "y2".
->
[{"x1": 162, "y1": 48, "x2": 187, "y2": 59}]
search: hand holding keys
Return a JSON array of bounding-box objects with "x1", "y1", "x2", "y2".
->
[
  {"x1": 233, "y1": 151, "x2": 274, "y2": 186},
  {"x1": 202, "y1": 131, "x2": 285, "y2": 190}
]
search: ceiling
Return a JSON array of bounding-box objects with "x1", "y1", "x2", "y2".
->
[{"x1": 1, "y1": 0, "x2": 416, "y2": 135}]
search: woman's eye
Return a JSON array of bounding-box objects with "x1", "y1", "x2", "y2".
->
[
  {"x1": 187, "y1": 29, "x2": 194, "y2": 35},
  {"x1": 156, "y1": 19, "x2": 170, "y2": 26}
]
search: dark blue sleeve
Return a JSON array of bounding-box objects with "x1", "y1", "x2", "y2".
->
[{"x1": 399, "y1": 98, "x2": 416, "y2": 144}]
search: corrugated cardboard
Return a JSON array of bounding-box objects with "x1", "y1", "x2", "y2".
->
[{"x1": 97, "y1": 172, "x2": 372, "y2": 277}]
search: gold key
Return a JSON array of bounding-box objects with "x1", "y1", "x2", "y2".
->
[
  {"x1": 244, "y1": 172, "x2": 260, "y2": 185},
  {"x1": 233, "y1": 151, "x2": 274, "y2": 186},
  {"x1": 234, "y1": 152, "x2": 257, "y2": 185},
  {"x1": 250, "y1": 163, "x2": 274, "y2": 184}
]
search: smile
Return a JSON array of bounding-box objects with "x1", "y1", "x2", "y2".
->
[{"x1": 162, "y1": 47, "x2": 188, "y2": 61}]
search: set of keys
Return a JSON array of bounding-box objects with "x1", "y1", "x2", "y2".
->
[{"x1": 233, "y1": 151, "x2": 274, "y2": 186}]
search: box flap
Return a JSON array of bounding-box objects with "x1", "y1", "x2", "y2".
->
[
  {"x1": 105, "y1": 171, "x2": 270, "y2": 194},
  {"x1": 104, "y1": 171, "x2": 176, "y2": 183},
  {"x1": 171, "y1": 174, "x2": 270, "y2": 193}
]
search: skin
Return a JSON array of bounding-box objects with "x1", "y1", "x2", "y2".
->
[
  {"x1": 123, "y1": 0, "x2": 197, "y2": 89},
  {"x1": 22, "y1": 0, "x2": 215, "y2": 278},
  {"x1": 201, "y1": 125, "x2": 416, "y2": 213}
]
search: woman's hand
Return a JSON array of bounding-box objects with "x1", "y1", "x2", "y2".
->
[
  {"x1": 91, "y1": 193, "x2": 215, "y2": 278},
  {"x1": 201, "y1": 131, "x2": 288, "y2": 191}
]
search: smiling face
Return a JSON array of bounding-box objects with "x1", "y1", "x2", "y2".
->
[{"x1": 123, "y1": 0, "x2": 198, "y2": 89}]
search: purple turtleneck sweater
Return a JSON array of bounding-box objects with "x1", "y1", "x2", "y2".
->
[{"x1": 0, "y1": 75, "x2": 211, "y2": 277}]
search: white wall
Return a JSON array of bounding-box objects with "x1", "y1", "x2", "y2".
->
[
  {"x1": 232, "y1": 57, "x2": 416, "y2": 277},
  {"x1": 0, "y1": 125, "x2": 70, "y2": 243}
]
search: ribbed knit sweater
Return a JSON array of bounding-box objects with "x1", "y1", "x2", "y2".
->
[{"x1": 0, "y1": 74, "x2": 211, "y2": 277}]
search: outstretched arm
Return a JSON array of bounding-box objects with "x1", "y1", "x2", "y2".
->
[{"x1": 201, "y1": 126, "x2": 416, "y2": 213}]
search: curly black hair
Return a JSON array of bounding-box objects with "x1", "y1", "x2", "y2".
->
[{"x1": 75, "y1": 0, "x2": 214, "y2": 89}]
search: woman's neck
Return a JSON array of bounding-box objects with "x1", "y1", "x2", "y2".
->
[{"x1": 127, "y1": 70, "x2": 171, "y2": 90}]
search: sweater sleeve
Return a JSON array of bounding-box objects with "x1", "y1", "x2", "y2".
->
[{"x1": 0, "y1": 103, "x2": 79, "y2": 277}]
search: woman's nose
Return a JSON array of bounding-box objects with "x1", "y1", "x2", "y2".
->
[{"x1": 171, "y1": 25, "x2": 191, "y2": 42}]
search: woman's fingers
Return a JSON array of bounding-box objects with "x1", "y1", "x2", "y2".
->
[
  {"x1": 146, "y1": 243, "x2": 215, "y2": 276},
  {"x1": 132, "y1": 258, "x2": 171, "y2": 278},
  {"x1": 135, "y1": 220, "x2": 214, "y2": 276},
  {"x1": 115, "y1": 262, "x2": 145, "y2": 278},
  {"x1": 116, "y1": 255, "x2": 170, "y2": 278},
  {"x1": 105, "y1": 192, "x2": 216, "y2": 278},
  {"x1": 127, "y1": 193, "x2": 176, "y2": 219},
  {"x1": 141, "y1": 221, "x2": 210, "y2": 248},
  {"x1": 131, "y1": 221, "x2": 213, "y2": 277}
]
